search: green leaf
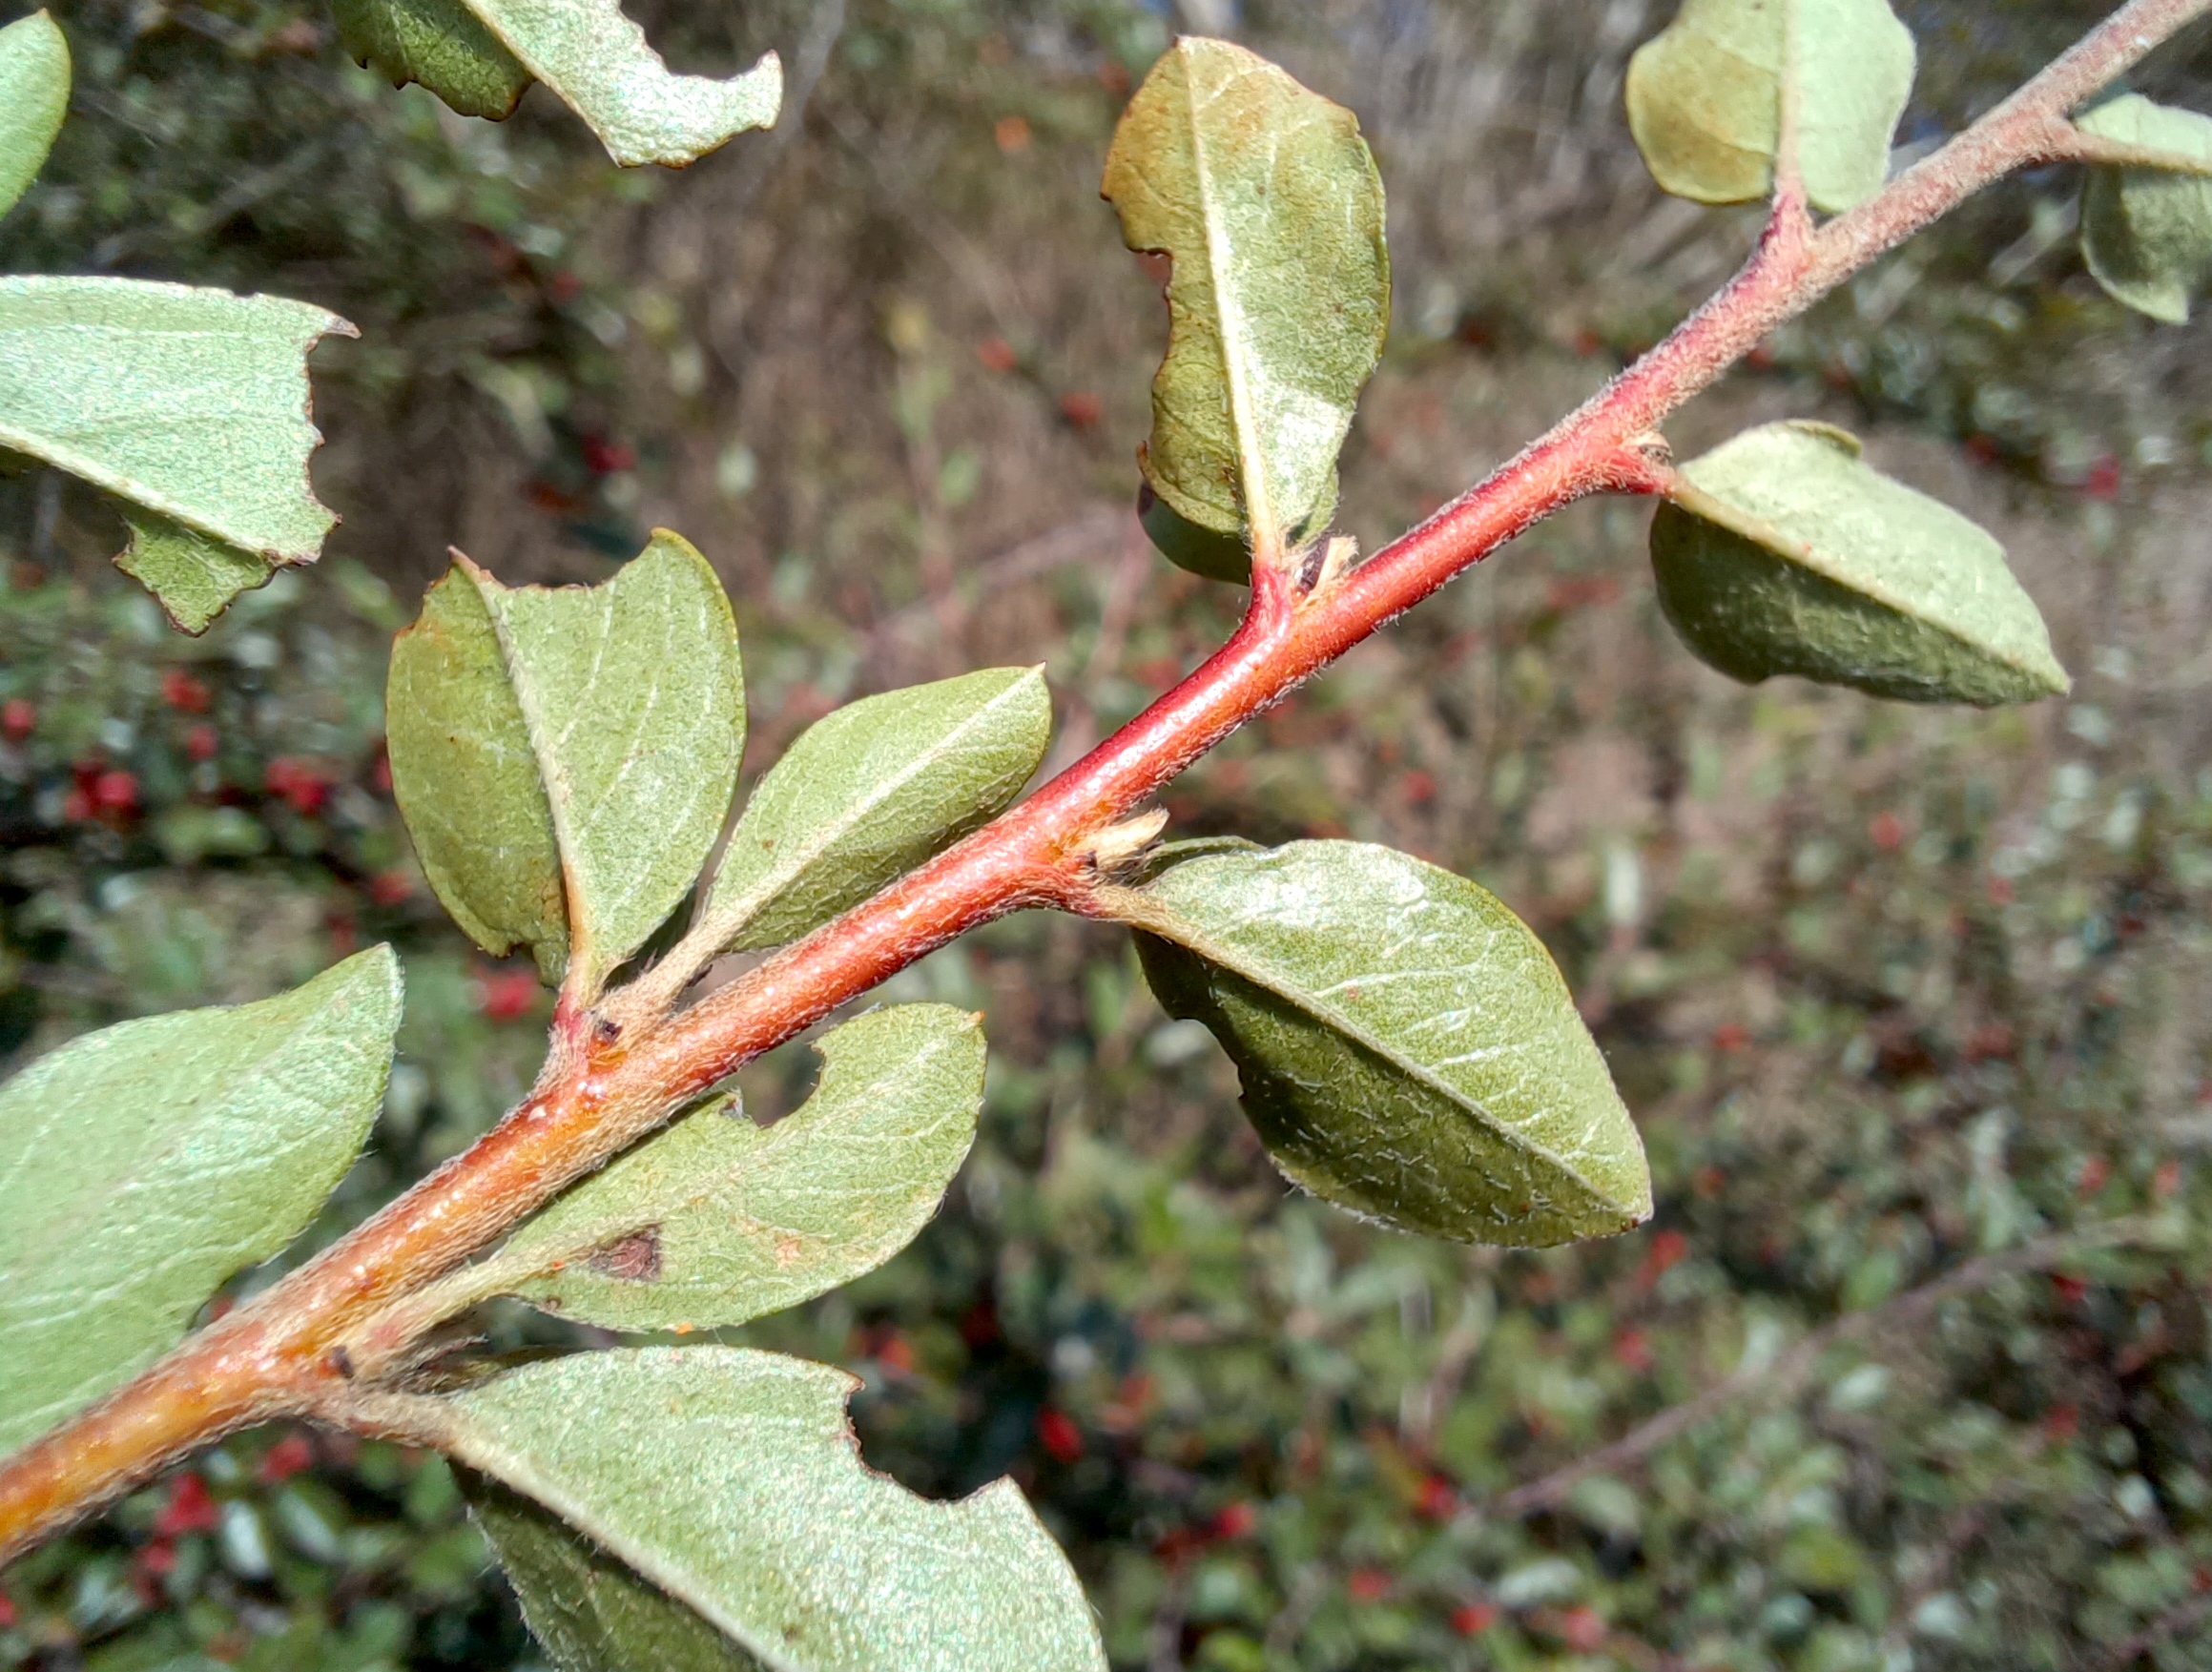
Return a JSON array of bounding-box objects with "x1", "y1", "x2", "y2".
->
[
  {"x1": 0, "y1": 277, "x2": 351, "y2": 630},
  {"x1": 442, "y1": 1347, "x2": 1107, "y2": 1672},
  {"x1": 497, "y1": 1005, "x2": 983, "y2": 1332},
  {"x1": 1650, "y1": 421, "x2": 2069, "y2": 704},
  {"x1": 0, "y1": 947, "x2": 402, "y2": 1457},
  {"x1": 387, "y1": 531, "x2": 746, "y2": 996},
  {"x1": 1102, "y1": 36, "x2": 1388, "y2": 573},
  {"x1": 453, "y1": 0, "x2": 779, "y2": 167},
  {"x1": 471, "y1": 1477, "x2": 768, "y2": 1671},
  {"x1": 336, "y1": 0, "x2": 531, "y2": 122},
  {"x1": 114, "y1": 507, "x2": 279, "y2": 636},
  {"x1": 0, "y1": 10, "x2": 69, "y2": 222},
  {"x1": 2078, "y1": 94, "x2": 2212, "y2": 323},
  {"x1": 1127, "y1": 841, "x2": 1650, "y2": 1247},
  {"x1": 1625, "y1": 0, "x2": 1916, "y2": 215},
  {"x1": 703, "y1": 668, "x2": 1049, "y2": 953}
]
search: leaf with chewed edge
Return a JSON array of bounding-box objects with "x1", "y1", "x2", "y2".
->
[
  {"x1": 336, "y1": 0, "x2": 532, "y2": 121},
  {"x1": 1126, "y1": 840, "x2": 1649, "y2": 1247},
  {"x1": 440, "y1": 1347, "x2": 1107, "y2": 1672},
  {"x1": 0, "y1": 947, "x2": 401, "y2": 1456},
  {"x1": 497, "y1": 1005, "x2": 983, "y2": 1332}
]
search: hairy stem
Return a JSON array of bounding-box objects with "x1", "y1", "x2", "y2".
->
[{"x1": 1, "y1": 0, "x2": 2205, "y2": 1568}]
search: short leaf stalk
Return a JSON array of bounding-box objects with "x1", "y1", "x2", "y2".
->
[{"x1": 2, "y1": 0, "x2": 2207, "y2": 1570}]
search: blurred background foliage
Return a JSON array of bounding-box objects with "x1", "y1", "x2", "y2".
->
[{"x1": 4, "y1": 0, "x2": 2212, "y2": 1667}]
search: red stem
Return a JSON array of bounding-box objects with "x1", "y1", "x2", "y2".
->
[{"x1": 1, "y1": 0, "x2": 2204, "y2": 1569}]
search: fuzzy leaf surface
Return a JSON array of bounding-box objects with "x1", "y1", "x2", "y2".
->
[
  {"x1": 336, "y1": 0, "x2": 530, "y2": 121},
  {"x1": 2078, "y1": 94, "x2": 2212, "y2": 323},
  {"x1": 444, "y1": 1347, "x2": 1107, "y2": 1672},
  {"x1": 115, "y1": 507, "x2": 279, "y2": 635},
  {"x1": 0, "y1": 277, "x2": 349, "y2": 628},
  {"x1": 387, "y1": 532, "x2": 745, "y2": 993},
  {"x1": 454, "y1": 0, "x2": 779, "y2": 167},
  {"x1": 0, "y1": 10, "x2": 69, "y2": 221},
  {"x1": 386, "y1": 561, "x2": 569, "y2": 981},
  {"x1": 501, "y1": 1005, "x2": 983, "y2": 1331},
  {"x1": 1102, "y1": 36, "x2": 1387, "y2": 569},
  {"x1": 1625, "y1": 0, "x2": 1915, "y2": 214},
  {"x1": 0, "y1": 947, "x2": 401, "y2": 1456},
  {"x1": 704, "y1": 668, "x2": 1049, "y2": 952},
  {"x1": 1129, "y1": 841, "x2": 1649, "y2": 1247},
  {"x1": 1651, "y1": 422, "x2": 2068, "y2": 704},
  {"x1": 470, "y1": 1479, "x2": 767, "y2": 1671}
]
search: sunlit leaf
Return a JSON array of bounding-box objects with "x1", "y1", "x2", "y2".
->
[
  {"x1": 441, "y1": 1348, "x2": 1107, "y2": 1671},
  {"x1": 1103, "y1": 36, "x2": 1387, "y2": 574},
  {"x1": 703, "y1": 668, "x2": 1049, "y2": 953},
  {"x1": 1651, "y1": 421, "x2": 2069, "y2": 704},
  {"x1": 386, "y1": 532, "x2": 746, "y2": 995},
  {"x1": 2078, "y1": 94, "x2": 2212, "y2": 323},
  {"x1": 0, "y1": 277, "x2": 350, "y2": 630},
  {"x1": 470, "y1": 1478, "x2": 767, "y2": 1672},
  {"x1": 497, "y1": 1005, "x2": 983, "y2": 1332},
  {"x1": 1625, "y1": 0, "x2": 1915, "y2": 214},
  {"x1": 0, "y1": 947, "x2": 402, "y2": 1456},
  {"x1": 114, "y1": 508, "x2": 279, "y2": 636},
  {"x1": 336, "y1": 0, "x2": 531, "y2": 122},
  {"x1": 0, "y1": 10, "x2": 69, "y2": 222},
  {"x1": 454, "y1": 0, "x2": 779, "y2": 167},
  {"x1": 1127, "y1": 841, "x2": 1650, "y2": 1246}
]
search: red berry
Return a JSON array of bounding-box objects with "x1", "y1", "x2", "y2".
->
[
  {"x1": 1037, "y1": 1408, "x2": 1083, "y2": 1463},
  {"x1": 1451, "y1": 1602, "x2": 1498, "y2": 1637},
  {"x1": 977, "y1": 337, "x2": 1019, "y2": 374},
  {"x1": 1057, "y1": 391, "x2": 1104, "y2": 428},
  {"x1": 2077, "y1": 1154, "x2": 2111, "y2": 1198},
  {"x1": 368, "y1": 870, "x2": 415, "y2": 907},
  {"x1": 1416, "y1": 1476, "x2": 1458, "y2": 1520},
  {"x1": 258, "y1": 1434, "x2": 314, "y2": 1485},
  {"x1": 1869, "y1": 810, "x2": 1906, "y2": 851},
  {"x1": 476, "y1": 967, "x2": 540, "y2": 1023},
  {"x1": 1712, "y1": 1022, "x2": 1750, "y2": 1053},
  {"x1": 0, "y1": 698, "x2": 31, "y2": 742},
  {"x1": 185, "y1": 723, "x2": 219, "y2": 763},
  {"x1": 1346, "y1": 1568, "x2": 1393, "y2": 1603},
  {"x1": 1636, "y1": 1228, "x2": 1690, "y2": 1291},
  {"x1": 1558, "y1": 1606, "x2": 1606, "y2": 1652},
  {"x1": 0, "y1": 1592, "x2": 15, "y2": 1628},
  {"x1": 160, "y1": 670, "x2": 212, "y2": 713},
  {"x1": 93, "y1": 771, "x2": 139, "y2": 816},
  {"x1": 154, "y1": 1473, "x2": 219, "y2": 1538},
  {"x1": 579, "y1": 434, "x2": 636, "y2": 475},
  {"x1": 1613, "y1": 1328, "x2": 1654, "y2": 1373},
  {"x1": 1211, "y1": 1500, "x2": 1257, "y2": 1540}
]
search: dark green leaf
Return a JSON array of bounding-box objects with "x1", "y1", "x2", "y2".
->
[
  {"x1": 336, "y1": 0, "x2": 531, "y2": 122},
  {"x1": 1651, "y1": 422, "x2": 2069, "y2": 704},
  {"x1": 0, "y1": 947, "x2": 402, "y2": 1456},
  {"x1": 1625, "y1": 0, "x2": 1916, "y2": 214},
  {"x1": 469, "y1": 1478, "x2": 766, "y2": 1672},
  {"x1": 452, "y1": 0, "x2": 779, "y2": 167},
  {"x1": 0, "y1": 10, "x2": 69, "y2": 222},
  {"x1": 1103, "y1": 36, "x2": 1387, "y2": 571},
  {"x1": 2078, "y1": 94, "x2": 2212, "y2": 323},
  {"x1": 441, "y1": 1347, "x2": 1107, "y2": 1671},
  {"x1": 703, "y1": 667, "x2": 1048, "y2": 953},
  {"x1": 386, "y1": 532, "x2": 746, "y2": 995},
  {"x1": 494, "y1": 1005, "x2": 984, "y2": 1332},
  {"x1": 1127, "y1": 841, "x2": 1650, "y2": 1247},
  {"x1": 0, "y1": 276, "x2": 351, "y2": 630}
]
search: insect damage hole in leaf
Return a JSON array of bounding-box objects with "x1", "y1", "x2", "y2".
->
[
  {"x1": 1625, "y1": 0, "x2": 1916, "y2": 214},
  {"x1": 1125, "y1": 840, "x2": 1650, "y2": 1247},
  {"x1": 1649, "y1": 421, "x2": 2069, "y2": 704},
  {"x1": 1103, "y1": 35, "x2": 1389, "y2": 579}
]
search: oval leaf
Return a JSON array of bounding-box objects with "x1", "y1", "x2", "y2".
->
[
  {"x1": 336, "y1": 0, "x2": 531, "y2": 122},
  {"x1": 0, "y1": 947, "x2": 402, "y2": 1457},
  {"x1": 441, "y1": 1347, "x2": 1107, "y2": 1672},
  {"x1": 1127, "y1": 841, "x2": 1649, "y2": 1247},
  {"x1": 1103, "y1": 36, "x2": 1387, "y2": 572},
  {"x1": 0, "y1": 10, "x2": 68, "y2": 222},
  {"x1": 470, "y1": 1477, "x2": 768, "y2": 1671},
  {"x1": 496, "y1": 1005, "x2": 984, "y2": 1332},
  {"x1": 1625, "y1": 0, "x2": 1915, "y2": 215},
  {"x1": 2078, "y1": 94, "x2": 2212, "y2": 324},
  {"x1": 1651, "y1": 421, "x2": 2069, "y2": 704},
  {"x1": 453, "y1": 0, "x2": 779, "y2": 168},
  {"x1": 703, "y1": 667, "x2": 1050, "y2": 953},
  {"x1": 0, "y1": 277, "x2": 352, "y2": 630},
  {"x1": 387, "y1": 531, "x2": 746, "y2": 995}
]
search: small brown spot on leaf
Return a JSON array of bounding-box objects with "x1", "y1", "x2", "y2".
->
[{"x1": 589, "y1": 1227, "x2": 663, "y2": 1283}]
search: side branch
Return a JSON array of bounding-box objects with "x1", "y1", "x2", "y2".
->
[{"x1": 2, "y1": 0, "x2": 2207, "y2": 1570}]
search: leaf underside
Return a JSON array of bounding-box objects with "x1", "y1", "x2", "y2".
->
[
  {"x1": 0, "y1": 947, "x2": 402, "y2": 1457},
  {"x1": 444, "y1": 1348, "x2": 1107, "y2": 1672},
  {"x1": 2077, "y1": 94, "x2": 2212, "y2": 323},
  {"x1": 502, "y1": 1004, "x2": 984, "y2": 1332},
  {"x1": 1651, "y1": 421, "x2": 2068, "y2": 705},
  {"x1": 1131, "y1": 841, "x2": 1650, "y2": 1247},
  {"x1": 1624, "y1": 0, "x2": 1916, "y2": 215},
  {"x1": 1102, "y1": 35, "x2": 1388, "y2": 571},
  {"x1": 0, "y1": 10, "x2": 70, "y2": 222},
  {"x1": 704, "y1": 667, "x2": 1051, "y2": 953},
  {"x1": 335, "y1": 0, "x2": 532, "y2": 121}
]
